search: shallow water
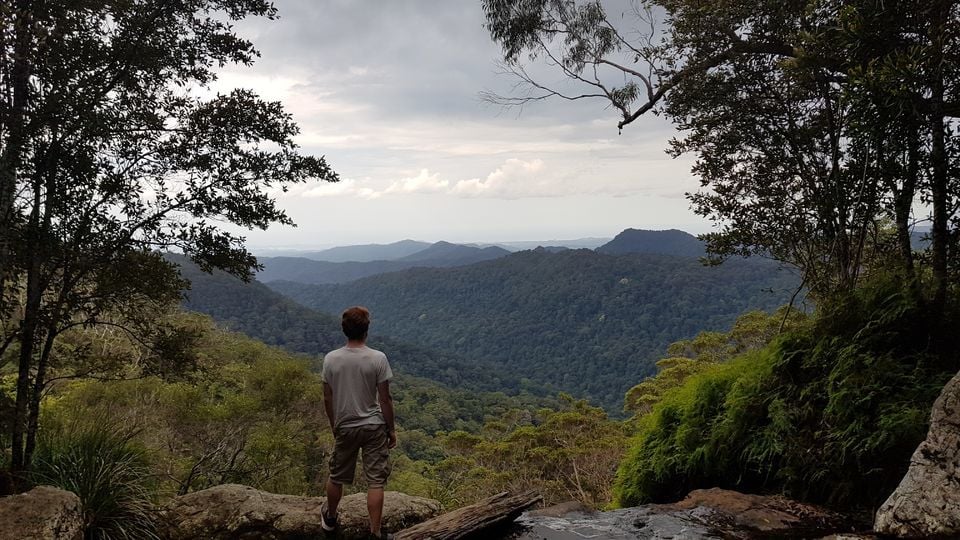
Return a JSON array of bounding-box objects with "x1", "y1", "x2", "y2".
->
[{"x1": 501, "y1": 507, "x2": 722, "y2": 539}]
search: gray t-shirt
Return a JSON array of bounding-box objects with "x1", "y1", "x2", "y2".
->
[{"x1": 322, "y1": 345, "x2": 393, "y2": 430}]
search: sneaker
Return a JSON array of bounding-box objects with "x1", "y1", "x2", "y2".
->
[
  {"x1": 368, "y1": 533, "x2": 393, "y2": 540},
  {"x1": 320, "y1": 502, "x2": 338, "y2": 532}
]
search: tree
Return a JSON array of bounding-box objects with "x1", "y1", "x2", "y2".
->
[
  {"x1": 0, "y1": 0, "x2": 337, "y2": 482},
  {"x1": 482, "y1": 0, "x2": 959, "y2": 302}
]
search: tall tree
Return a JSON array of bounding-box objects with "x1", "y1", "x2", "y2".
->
[
  {"x1": 0, "y1": 0, "x2": 337, "y2": 482},
  {"x1": 482, "y1": 0, "x2": 959, "y2": 301}
]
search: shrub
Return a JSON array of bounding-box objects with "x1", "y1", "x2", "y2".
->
[
  {"x1": 31, "y1": 423, "x2": 158, "y2": 540},
  {"x1": 614, "y1": 276, "x2": 960, "y2": 511}
]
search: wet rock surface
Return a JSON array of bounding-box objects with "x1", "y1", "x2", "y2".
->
[{"x1": 505, "y1": 488, "x2": 863, "y2": 540}]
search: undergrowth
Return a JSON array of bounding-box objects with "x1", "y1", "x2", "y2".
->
[
  {"x1": 614, "y1": 276, "x2": 960, "y2": 511},
  {"x1": 31, "y1": 421, "x2": 159, "y2": 540}
]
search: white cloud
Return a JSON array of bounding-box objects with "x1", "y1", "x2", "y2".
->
[
  {"x1": 299, "y1": 178, "x2": 379, "y2": 199},
  {"x1": 383, "y1": 169, "x2": 450, "y2": 194},
  {"x1": 451, "y1": 158, "x2": 548, "y2": 199},
  {"x1": 284, "y1": 152, "x2": 700, "y2": 204}
]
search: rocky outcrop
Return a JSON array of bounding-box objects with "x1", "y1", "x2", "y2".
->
[
  {"x1": 159, "y1": 484, "x2": 441, "y2": 540},
  {"x1": 875, "y1": 370, "x2": 960, "y2": 538},
  {"x1": 512, "y1": 488, "x2": 858, "y2": 539},
  {"x1": 664, "y1": 488, "x2": 851, "y2": 535},
  {"x1": 0, "y1": 486, "x2": 84, "y2": 540}
]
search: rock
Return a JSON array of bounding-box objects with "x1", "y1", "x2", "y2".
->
[
  {"x1": 875, "y1": 370, "x2": 960, "y2": 538},
  {"x1": 526, "y1": 501, "x2": 591, "y2": 518},
  {"x1": 0, "y1": 486, "x2": 84, "y2": 540},
  {"x1": 509, "y1": 488, "x2": 859, "y2": 539},
  {"x1": 664, "y1": 487, "x2": 852, "y2": 535},
  {"x1": 160, "y1": 484, "x2": 441, "y2": 540}
]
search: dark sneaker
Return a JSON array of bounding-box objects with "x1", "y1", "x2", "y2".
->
[{"x1": 320, "y1": 502, "x2": 338, "y2": 532}]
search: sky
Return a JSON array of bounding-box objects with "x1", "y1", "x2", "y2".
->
[{"x1": 213, "y1": 0, "x2": 709, "y2": 249}]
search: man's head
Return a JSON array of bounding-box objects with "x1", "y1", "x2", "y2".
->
[{"x1": 341, "y1": 306, "x2": 370, "y2": 341}]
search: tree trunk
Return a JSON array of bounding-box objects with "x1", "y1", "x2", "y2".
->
[
  {"x1": 0, "y1": 1, "x2": 33, "y2": 303},
  {"x1": 928, "y1": 0, "x2": 950, "y2": 312},
  {"x1": 896, "y1": 123, "x2": 919, "y2": 282},
  {"x1": 10, "y1": 245, "x2": 40, "y2": 479},
  {"x1": 23, "y1": 328, "x2": 56, "y2": 467},
  {"x1": 395, "y1": 491, "x2": 542, "y2": 540}
]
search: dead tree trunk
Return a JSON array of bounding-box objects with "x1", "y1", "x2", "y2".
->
[{"x1": 395, "y1": 491, "x2": 542, "y2": 540}]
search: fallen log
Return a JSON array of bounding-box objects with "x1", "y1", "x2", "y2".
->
[{"x1": 395, "y1": 490, "x2": 542, "y2": 540}]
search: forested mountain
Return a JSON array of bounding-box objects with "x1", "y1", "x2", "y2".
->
[
  {"x1": 290, "y1": 239, "x2": 431, "y2": 262},
  {"x1": 495, "y1": 237, "x2": 610, "y2": 250},
  {"x1": 596, "y1": 229, "x2": 705, "y2": 257},
  {"x1": 173, "y1": 256, "x2": 547, "y2": 395},
  {"x1": 396, "y1": 241, "x2": 511, "y2": 262},
  {"x1": 255, "y1": 241, "x2": 511, "y2": 285},
  {"x1": 268, "y1": 249, "x2": 799, "y2": 410}
]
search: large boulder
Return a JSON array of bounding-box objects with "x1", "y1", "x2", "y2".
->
[
  {"x1": 160, "y1": 484, "x2": 441, "y2": 540},
  {"x1": 0, "y1": 486, "x2": 84, "y2": 540},
  {"x1": 875, "y1": 370, "x2": 960, "y2": 538}
]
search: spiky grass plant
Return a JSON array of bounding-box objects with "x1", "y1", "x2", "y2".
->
[{"x1": 31, "y1": 424, "x2": 159, "y2": 540}]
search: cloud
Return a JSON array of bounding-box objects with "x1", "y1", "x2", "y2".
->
[
  {"x1": 384, "y1": 169, "x2": 450, "y2": 195},
  {"x1": 299, "y1": 178, "x2": 379, "y2": 199},
  {"x1": 451, "y1": 158, "x2": 548, "y2": 198},
  {"x1": 289, "y1": 157, "x2": 694, "y2": 201},
  {"x1": 215, "y1": 1, "x2": 709, "y2": 245}
]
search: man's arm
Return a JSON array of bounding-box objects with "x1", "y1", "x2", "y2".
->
[
  {"x1": 377, "y1": 381, "x2": 397, "y2": 449},
  {"x1": 323, "y1": 382, "x2": 335, "y2": 432}
]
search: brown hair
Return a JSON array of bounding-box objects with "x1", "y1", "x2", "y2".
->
[{"x1": 341, "y1": 306, "x2": 370, "y2": 340}]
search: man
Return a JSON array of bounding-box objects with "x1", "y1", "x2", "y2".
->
[{"x1": 321, "y1": 306, "x2": 397, "y2": 540}]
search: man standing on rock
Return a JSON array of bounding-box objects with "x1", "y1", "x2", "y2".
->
[{"x1": 321, "y1": 306, "x2": 397, "y2": 540}]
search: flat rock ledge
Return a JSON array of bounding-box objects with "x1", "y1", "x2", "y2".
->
[
  {"x1": 159, "y1": 484, "x2": 441, "y2": 540},
  {"x1": 512, "y1": 488, "x2": 859, "y2": 539},
  {"x1": 0, "y1": 486, "x2": 84, "y2": 540},
  {"x1": 875, "y1": 370, "x2": 960, "y2": 538}
]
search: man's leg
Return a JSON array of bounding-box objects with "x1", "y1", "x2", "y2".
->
[
  {"x1": 367, "y1": 486, "x2": 385, "y2": 535},
  {"x1": 326, "y1": 478, "x2": 343, "y2": 514},
  {"x1": 325, "y1": 427, "x2": 360, "y2": 530},
  {"x1": 361, "y1": 425, "x2": 393, "y2": 536}
]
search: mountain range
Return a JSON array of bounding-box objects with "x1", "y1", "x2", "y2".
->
[
  {"x1": 597, "y1": 229, "x2": 705, "y2": 257},
  {"x1": 256, "y1": 230, "x2": 708, "y2": 286},
  {"x1": 267, "y1": 246, "x2": 799, "y2": 410},
  {"x1": 177, "y1": 228, "x2": 801, "y2": 411},
  {"x1": 173, "y1": 255, "x2": 548, "y2": 396},
  {"x1": 273, "y1": 239, "x2": 431, "y2": 262},
  {"x1": 255, "y1": 241, "x2": 511, "y2": 285}
]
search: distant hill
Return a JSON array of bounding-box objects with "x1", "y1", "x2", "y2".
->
[
  {"x1": 486, "y1": 237, "x2": 611, "y2": 251},
  {"x1": 295, "y1": 239, "x2": 431, "y2": 262},
  {"x1": 268, "y1": 249, "x2": 799, "y2": 411},
  {"x1": 398, "y1": 241, "x2": 511, "y2": 263},
  {"x1": 256, "y1": 241, "x2": 511, "y2": 285},
  {"x1": 596, "y1": 229, "x2": 705, "y2": 257},
  {"x1": 171, "y1": 255, "x2": 546, "y2": 395}
]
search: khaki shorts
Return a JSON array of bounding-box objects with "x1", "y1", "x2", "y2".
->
[{"x1": 328, "y1": 424, "x2": 392, "y2": 488}]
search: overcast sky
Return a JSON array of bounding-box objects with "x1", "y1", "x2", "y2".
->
[{"x1": 214, "y1": 0, "x2": 709, "y2": 248}]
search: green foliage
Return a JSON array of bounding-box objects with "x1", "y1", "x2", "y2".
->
[
  {"x1": 43, "y1": 315, "x2": 328, "y2": 498},
  {"x1": 270, "y1": 250, "x2": 798, "y2": 411},
  {"x1": 430, "y1": 397, "x2": 628, "y2": 509},
  {"x1": 175, "y1": 255, "x2": 547, "y2": 397},
  {"x1": 31, "y1": 423, "x2": 158, "y2": 540},
  {"x1": 483, "y1": 0, "x2": 959, "y2": 301},
  {"x1": 624, "y1": 308, "x2": 805, "y2": 415},
  {"x1": 34, "y1": 309, "x2": 560, "y2": 518},
  {"x1": 1, "y1": 0, "x2": 338, "y2": 476},
  {"x1": 615, "y1": 277, "x2": 959, "y2": 510}
]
